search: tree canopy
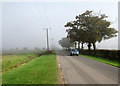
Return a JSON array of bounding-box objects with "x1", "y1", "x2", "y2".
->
[
  {"x1": 58, "y1": 37, "x2": 74, "y2": 50},
  {"x1": 64, "y1": 10, "x2": 118, "y2": 52}
]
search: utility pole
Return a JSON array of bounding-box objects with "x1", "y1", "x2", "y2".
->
[{"x1": 44, "y1": 28, "x2": 51, "y2": 51}]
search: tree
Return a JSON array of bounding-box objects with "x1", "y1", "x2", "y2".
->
[
  {"x1": 58, "y1": 37, "x2": 74, "y2": 50},
  {"x1": 65, "y1": 10, "x2": 118, "y2": 53},
  {"x1": 65, "y1": 21, "x2": 87, "y2": 50},
  {"x1": 76, "y1": 10, "x2": 118, "y2": 51}
]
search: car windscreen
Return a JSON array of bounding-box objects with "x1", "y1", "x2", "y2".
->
[{"x1": 71, "y1": 49, "x2": 78, "y2": 51}]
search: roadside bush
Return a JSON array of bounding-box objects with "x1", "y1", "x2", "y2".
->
[
  {"x1": 37, "y1": 50, "x2": 53, "y2": 57},
  {"x1": 79, "y1": 49, "x2": 119, "y2": 61}
]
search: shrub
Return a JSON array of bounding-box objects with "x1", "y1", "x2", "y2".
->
[{"x1": 79, "y1": 49, "x2": 119, "y2": 61}]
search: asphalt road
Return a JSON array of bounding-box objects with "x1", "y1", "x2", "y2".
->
[{"x1": 57, "y1": 50, "x2": 118, "y2": 84}]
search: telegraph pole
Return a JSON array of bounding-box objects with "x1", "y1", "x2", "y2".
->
[
  {"x1": 46, "y1": 28, "x2": 49, "y2": 51},
  {"x1": 44, "y1": 28, "x2": 51, "y2": 51}
]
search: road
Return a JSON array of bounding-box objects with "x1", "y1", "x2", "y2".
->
[{"x1": 57, "y1": 50, "x2": 118, "y2": 84}]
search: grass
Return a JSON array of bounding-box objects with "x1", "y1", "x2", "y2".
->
[
  {"x1": 2, "y1": 53, "x2": 38, "y2": 72},
  {"x1": 2, "y1": 53, "x2": 58, "y2": 84},
  {"x1": 79, "y1": 54, "x2": 120, "y2": 67},
  {"x1": 0, "y1": 56, "x2": 1, "y2": 86}
]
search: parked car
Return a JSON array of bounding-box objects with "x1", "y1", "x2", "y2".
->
[{"x1": 70, "y1": 48, "x2": 79, "y2": 56}]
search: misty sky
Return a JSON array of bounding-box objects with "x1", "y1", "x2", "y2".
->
[{"x1": 2, "y1": 2, "x2": 118, "y2": 50}]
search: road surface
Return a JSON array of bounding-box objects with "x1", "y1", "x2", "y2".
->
[{"x1": 57, "y1": 50, "x2": 118, "y2": 84}]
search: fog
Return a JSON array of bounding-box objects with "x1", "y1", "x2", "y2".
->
[
  {"x1": 118, "y1": 1, "x2": 120, "y2": 50},
  {"x1": 2, "y1": 2, "x2": 118, "y2": 52}
]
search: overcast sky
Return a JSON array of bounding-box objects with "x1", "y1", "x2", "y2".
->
[{"x1": 2, "y1": 1, "x2": 118, "y2": 50}]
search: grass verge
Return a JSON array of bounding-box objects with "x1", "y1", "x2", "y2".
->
[
  {"x1": 79, "y1": 54, "x2": 120, "y2": 67},
  {"x1": 2, "y1": 53, "x2": 58, "y2": 84}
]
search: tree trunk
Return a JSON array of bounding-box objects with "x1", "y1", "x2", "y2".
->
[
  {"x1": 81, "y1": 42, "x2": 84, "y2": 49},
  {"x1": 75, "y1": 42, "x2": 77, "y2": 49},
  {"x1": 88, "y1": 42, "x2": 91, "y2": 54},
  {"x1": 78, "y1": 42, "x2": 80, "y2": 50},
  {"x1": 92, "y1": 42, "x2": 96, "y2": 51},
  {"x1": 68, "y1": 47, "x2": 70, "y2": 51}
]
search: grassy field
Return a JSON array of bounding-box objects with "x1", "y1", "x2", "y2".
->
[
  {"x1": 2, "y1": 52, "x2": 58, "y2": 84},
  {"x1": 0, "y1": 56, "x2": 1, "y2": 86},
  {"x1": 79, "y1": 54, "x2": 119, "y2": 67},
  {"x1": 2, "y1": 53, "x2": 38, "y2": 72}
]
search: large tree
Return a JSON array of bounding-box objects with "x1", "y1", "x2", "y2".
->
[
  {"x1": 76, "y1": 10, "x2": 118, "y2": 51},
  {"x1": 65, "y1": 10, "x2": 118, "y2": 52}
]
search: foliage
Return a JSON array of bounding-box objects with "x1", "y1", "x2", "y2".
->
[
  {"x1": 64, "y1": 10, "x2": 118, "y2": 51},
  {"x1": 58, "y1": 37, "x2": 74, "y2": 49},
  {"x1": 79, "y1": 49, "x2": 119, "y2": 61}
]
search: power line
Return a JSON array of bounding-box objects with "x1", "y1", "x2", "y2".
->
[
  {"x1": 33, "y1": 2, "x2": 47, "y2": 27},
  {"x1": 42, "y1": 1, "x2": 51, "y2": 28}
]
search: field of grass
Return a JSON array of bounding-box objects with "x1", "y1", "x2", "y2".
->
[
  {"x1": 0, "y1": 56, "x2": 1, "y2": 86},
  {"x1": 2, "y1": 53, "x2": 39, "y2": 72},
  {"x1": 2, "y1": 53, "x2": 58, "y2": 84},
  {"x1": 79, "y1": 54, "x2": 119, "y2": 67}
]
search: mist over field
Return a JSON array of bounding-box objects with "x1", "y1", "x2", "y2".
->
[
  {"x1": 2, "y1": 2, "x2": 118, "y2": 54},
  {"x1": 118, "y1": 1, "x2": 120, "y2": 50},
  {"x1": 1, "y1": 1, "x2": 119, "y2": 84}
]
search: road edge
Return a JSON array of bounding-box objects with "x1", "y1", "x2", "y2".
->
[{"x1": 57, "y1": 55, "x2": 66, "y2": 84}]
